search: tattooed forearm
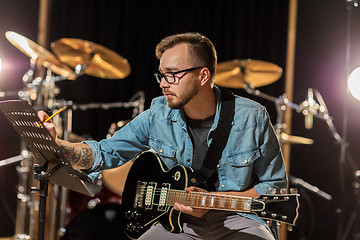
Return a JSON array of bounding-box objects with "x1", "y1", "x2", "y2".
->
[{"x1": 58, "y1": 140, "x2": 94, "y2": 169}]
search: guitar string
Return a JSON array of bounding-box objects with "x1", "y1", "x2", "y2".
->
[
  {"x1": 137, "y1": 186, "x2": 288, "y2": 200},
  {"x1": 136, "y1": 186, "x2": 253, "y2": 209}
]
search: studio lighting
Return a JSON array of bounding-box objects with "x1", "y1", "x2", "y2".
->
[{"x1": 348, "y1": 67, "x2": 360, "y2": 101}]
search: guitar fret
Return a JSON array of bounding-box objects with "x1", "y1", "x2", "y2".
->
[
  {"x1": 210, "y1": 195, "x2": 215, "y2": 207},
  {"x1": 190, "y1": 193, "x2": 195, "y2": 206},
  {"x1": 230, "y1": 197, "x2": 236, "y2": 209},
  {"x1": 219, "y1": 197, "x2": 225, "y2": 209},
  {"x1": 201, "y1": 195, "x2": 206, "y2": 207}
]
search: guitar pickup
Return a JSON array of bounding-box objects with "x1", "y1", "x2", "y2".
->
[
  {"x1": 158, "y1": 183, "x2": 170, "y2": 211},
  {"x1": 144, "y1": 182, "x2": 157, "y2": 210}
]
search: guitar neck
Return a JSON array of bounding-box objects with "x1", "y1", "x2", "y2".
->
[{"x1": 166, "y1": 190, "x2": 255, "y2": 212}]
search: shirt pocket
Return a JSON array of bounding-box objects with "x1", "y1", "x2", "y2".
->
[
  {"x1": 227, "y1": 148, "x2": 260, "y2": 188},
  {"x1": 149, "y1": 137, "x2": 177, "y2": 168},
  {"x1": 229, "y1": 148, "x2": 260, "y2": 167}
]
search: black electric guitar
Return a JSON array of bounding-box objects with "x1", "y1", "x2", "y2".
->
[{"x1": 121, "y1": 151, "x2": 299, "y2": 239}]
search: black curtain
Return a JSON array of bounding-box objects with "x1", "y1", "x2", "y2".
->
[{"x1": 49, "y1": 0, "x2": 289, "y2": 140}]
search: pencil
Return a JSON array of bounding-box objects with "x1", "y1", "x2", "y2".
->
[{"x1": 44, "y1": 107, "x2": 66, "y2": 123}]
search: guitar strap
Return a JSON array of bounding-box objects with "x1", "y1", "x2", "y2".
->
[{"x1": 189, "y1": 87, "x2": 235, "y2": 188}]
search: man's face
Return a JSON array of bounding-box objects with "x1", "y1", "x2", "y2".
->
[{"x1": 158, "y1": 43, "x2": 200, "y2": 109}]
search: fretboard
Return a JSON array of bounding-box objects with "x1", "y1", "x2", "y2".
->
[{"x1": 166, "y1": 189, "x2": 253, "y2": 212}]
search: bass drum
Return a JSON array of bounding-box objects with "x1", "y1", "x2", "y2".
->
[{"x1": 61, "y1": 186, "x2": 126, "y2": 240}]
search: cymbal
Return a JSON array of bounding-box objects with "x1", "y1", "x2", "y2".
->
[
  {"x1": 215, "y1": 59, "x2": 282, "y2": 88},
  {"x1": 51, "y1": 38, "x2": 131, "y2": 79},
  {"x1": 5, "y1": 31, "x2": 76, "y2": 80},
  {"x1": 279, "y1": 132, "x2": 314, "y2": 145}
]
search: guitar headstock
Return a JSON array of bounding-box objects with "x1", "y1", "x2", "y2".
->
[{"x1": 251, "y1": 188, "x2": 300, "y2": 226}]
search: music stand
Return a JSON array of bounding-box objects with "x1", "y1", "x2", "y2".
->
[{"x1": 0, "y1": 100, "x2": 102, "y2": 240}]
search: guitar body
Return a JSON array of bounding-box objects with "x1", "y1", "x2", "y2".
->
[{"x1": 121, "y1": 151, "x2": 190, "y2": 239}]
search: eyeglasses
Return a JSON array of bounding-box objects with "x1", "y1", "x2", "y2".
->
[{"x1": 154, "y1": 66, "x2": 204, "y2": 84}]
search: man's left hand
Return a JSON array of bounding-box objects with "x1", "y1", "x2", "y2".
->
[{"x1": 173, "y1": 186, "x2": 209, "y2": 218}]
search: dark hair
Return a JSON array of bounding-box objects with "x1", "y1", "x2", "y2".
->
[{"x1": 155, "y1": 32, "x2": 217, "y2": 82}]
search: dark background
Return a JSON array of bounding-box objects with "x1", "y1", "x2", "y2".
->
[{"x1": 0, "y1": 0, "x2": 360, "y2": 239}]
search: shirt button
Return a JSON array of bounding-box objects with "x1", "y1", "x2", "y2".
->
[
  {"x1": 244, "y1": 160, "x2": 248, "y2": 164},
  {"x1": 217, "y1": 164, "x2": 220, "y2": 168},
  {"x1": 221, "y1": 185, "x2": 225, "y2": 188},
  {"x1": 187, "y1": 159, "x2": 191, "y2": 162},
  {"x1": 159, "y1": 149, "x2": 163, "y2": 153}
]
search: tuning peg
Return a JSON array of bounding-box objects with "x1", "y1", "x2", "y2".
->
[
  {"x1": 290, "y1": 188, "x2": 298, "y2": 194},
  {"x1": 280, "y1": 188, "x2": 287, "y2": 194},
  {"x1": 287, "y1": 225, "x2": 294, "y2": 231},
  {"x1": 269, "y1": 188, "x2": 277, "y2": 194}
]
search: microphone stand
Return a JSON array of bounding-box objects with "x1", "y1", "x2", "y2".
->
[{"x1": 244, "y1": 84, "x2": 332, "y2": 200}]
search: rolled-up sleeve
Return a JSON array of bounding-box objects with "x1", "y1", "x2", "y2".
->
[{"x1": 82, "y1": 110, "x2": 152, "y2": 180}]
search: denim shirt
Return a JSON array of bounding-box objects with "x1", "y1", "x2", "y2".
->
[{"x1": 84, "y1": 86, "x2": 287, "y2": 236}]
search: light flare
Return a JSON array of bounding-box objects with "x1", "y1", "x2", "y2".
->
[{"x1": 348, "y1": 67, "x2": 360, "y2": 101}]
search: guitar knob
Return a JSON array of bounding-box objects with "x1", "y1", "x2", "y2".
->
[
  {"x1": 125, "y1": 210, "x2": 132, "y2": 220},
  {"x1": 134, "y1": 223, "x2": 142, "y2": 233},
  {"x1": 133, "y1": 211, "x2": 141, "y2": 220},
  {"x1": 131, "y1": 224, "x2": 138, "y2": 232},
  {"x1": 280, "y1": 188, "x2": 287, "y2": 194},
  {"x1": 126, "y1": 223, "x2": 132, "y2": 231}
]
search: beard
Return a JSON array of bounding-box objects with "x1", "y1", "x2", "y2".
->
[{"x1": 165, "y1": 81, "x2": 199, "y2": 109}]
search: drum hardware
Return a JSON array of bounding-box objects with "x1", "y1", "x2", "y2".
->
[
  {"x1": 289, "y1": 175, "x2": 332, "y2": 201},
  {"x1": 52, "y1": 99, "x2": 141, "y2": 111},
  {"x1": 14, "y1": 150, "x2": 35, "y2": 240},
  {"x1": 0, "y1": 150, "x2": 29, "y2": 167},
  {"x1": 51, "y1": 38, "x2": 131, "y2": 79},
  {"x1": 0, "y1": 149, "x2": 37, "y2": 240},
  {"x1": 51, "y1": 91, "x2": 145, "y2": 116}
]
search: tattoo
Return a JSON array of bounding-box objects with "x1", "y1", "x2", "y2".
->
[
  {"x1": 59, "y1": 143, "x2": 94, "y2": 169},
  {"x1": 79, "y1": 147, "x2": 93, "y2": 168}
]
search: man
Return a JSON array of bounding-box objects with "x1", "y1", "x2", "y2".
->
[{"x1": 38, "y1": 32, "x2": 287, "y2": 240}]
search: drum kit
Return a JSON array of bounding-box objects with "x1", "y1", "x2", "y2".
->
[
  {"x1": 0, "y1": 31, "x2": 334, "y2": 240},
  {"x1": 0, "y1": 31, "x2": 142, "y2": 240}
]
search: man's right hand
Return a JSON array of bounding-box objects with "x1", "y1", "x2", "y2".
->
[
  {"x1": 38, "y1": 110, "x2": 94, "y2": 170},
  {"x1": 37, "y1": 110, "x2": 57, "y2": 140}
]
